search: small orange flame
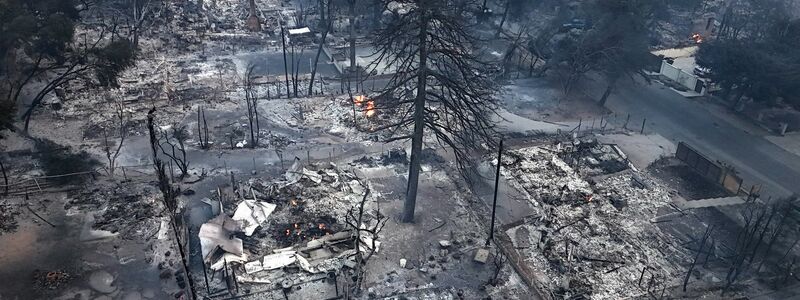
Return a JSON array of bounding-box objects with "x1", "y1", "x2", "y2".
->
[
  {"x1": 290, "y1": 199, "x2": 298, "y2": 206},
  {"x1": 318, "y1": 223, "x2": 326, "y2": 230},
  {"x1": 365, "y1": 100, "x2": 375, "y2": 117},
  {"x1": 691, "y1": 33, "x2": 703, "y2": 43},
  {"x1": 354, "y1": 95, "x2": 366, "y2": 107}
]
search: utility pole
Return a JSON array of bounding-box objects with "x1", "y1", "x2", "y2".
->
[{"x1": 486, "y1": 139, "x2": 503, "y2": 247}]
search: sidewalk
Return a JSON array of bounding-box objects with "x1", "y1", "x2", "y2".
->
[
  {"x1": 689, "y1": 97, "x2": 800, "y2": 159},
  {"x1": 765, "y1": 132, "x2": 800, "y2": 158}
]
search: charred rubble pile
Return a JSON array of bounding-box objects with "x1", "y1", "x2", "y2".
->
[
  {"x1": 352, "y1": 148, "x2": 409, "y2": 167},
  {"x1": 297, "y1": 95, "x2": 403, "y2": 143},
  {"x1": 556, "y1": 139, "x2": 630, "y2": 177},
  {"x1": 65, "y1": 185, "x2": 162, "y2": 240},
  {"x1": 199, "y1": 160, "x2": 383, "y2": 291},
  {"x1": 499, "y1": 144, "x2": 688, "y2": 299},
  {"x1": 0, "y1": 202, "x2": 20, "y2": 235}
]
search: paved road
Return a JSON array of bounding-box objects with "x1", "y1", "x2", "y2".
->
[{"x1": 584, "y1": 76, "x2": 800, "y2": 199}]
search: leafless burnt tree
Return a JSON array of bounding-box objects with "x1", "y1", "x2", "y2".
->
[
  {"x1": 370, "y1": 0, "x2": 498, "y2": 222},
  {"x1": 490, "y1": 247, "x2": 508, "y2": 286},
  {"x1": 102, "y1": 101, "x2": 128, "y2": 177},
  {"x1": 309, "y1": 18, "x2": 332, "y2": 96},
  {"x1": 756, "y1": 198, "x2": 797, "y2": 272},
  {"x1": 683, "y1": 224, "x2": 714, "y2": 292},
  {"x1": 344, "y1": 186, "x2": 388, "y2": 296},
  {"x1": 196, "y1": 106, "x2": 210, "y2": 149},
  {"x1": 719, "y1": 198, "x2": 796, "y2": 295},
  {"x1": 292, "y1": 45, "x2": 304, "y2": 97},
  {"x1": 124, "y1": 0, "x2": 164, "y2": 48},
  {"x1": 146, "y1": 107, "x2": 196, "y2": 299},
  {"x1": 244, "y1": 64, "x2": 261, "y2": 148},
  {"x1": 157, "y1": 123, "x2": 190, "y2": 178},
  {"x1": 20, "y1": 27, "x2": 106, "y2": 131}
]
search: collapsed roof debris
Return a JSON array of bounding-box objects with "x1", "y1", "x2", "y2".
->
[
  {"x1": 197, "y1": 160, "x2": 382, "y2": 292},
  {"x1": 232, "y1": 200, "x2": 276, "y2": 236},
  {"x1": 199, "y1": 214, "x2": 247, "y2": 270},
  {"x1": 497, "y1": 141, "x2": 689, "y2": 299},
  {"x1": 500, "y1": 145, "x2": 592, "y2": 207}
]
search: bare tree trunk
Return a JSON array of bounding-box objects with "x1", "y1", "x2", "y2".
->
[
  {"x1": 599, "y1": 78, "x2": 617, "y2": 106},
  {"x1": 147, "y1": 108, "x2": 196, "y2": 300},
  {"x1": 245, "y1": 64, "x2": 258, "y2": 147},
  {"x1": 281, "y1": 26, "x2": 291, "y2": 98},
  {"x1": 309, "y1": 22, "x2": 332, "y2": 95},
  {"x1": 0, "y1": 159, "x2": 7, "y2": 196},
  {"x1": 350, "y1": 188, "x2": 369, "y2": 295},
  {"x1": 348, "y1": 0, "x2": 357, "y2": 73},
  {"x1": 203, "y1": 108, "x2": 209, "y2": 147},
  {"x1": 157, "y1": 126, "x2": 190, "y2": 178},
  {"x1": 254, "y1": 99, "x2": 260, "y2": 146},
  {"x1": 294, "y1": 47, "x2": 303, "y2": 97},
  {"x1": 196, "y1": 106, "x2": 210, "y2": 149},
  {"x1": 22, "y1": 63, "x2": 85, "y2": 131},
  {"x1": 684, "y1": 225, "x2": 713, "y2": 291},
  {"x1": 8, "y1": 55, "x2": 44, "y2": 107},
  {"x1": 747, "y1": 208, "x2": 777, "y2": 266},
  {"x1": 347, "y1": 76, "x2": 357, "y2": 126},
  {"x1": 247, "y1": 101, "x2": 256, "y2": 147},
  {"x1": 319, "y1": 0, "x2": 326, "y2": 26},
  {"x1": 403, "y1": 0, "x2": 429, "y2": 223},
  {"x1": 103, "y1": 104, "x2": 126, "y2": 178},
  {"x1": 291, "y1": 42, "x2": 297, "y2": 97},
  {"x1": 133, "y1": 0, "x2": 140, "y2": 47},
  {"x1": 529, "y1": 55, "x2": 539, "y2": 77},
  {"x1": 196, "y1": 106, "x2": 204, "y2": 147},
  {"x1": 495, "y1": 0, "x2": 510, "y2": 37},
  {"x1": 724, "y1": 206, "x2": 766, "y2": 294},
  {"x1": 757, "y1": 210, "x2": 786, "y2": 272}
]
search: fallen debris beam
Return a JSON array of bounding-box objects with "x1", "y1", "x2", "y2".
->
[
  {"x1": 553, "y1": 218, "x2": 583, "y2": 233},
  {"x1": 428, "y1": 219, "x2": 447, "y2": 232},
  {"x1": 25, "y1": 204, "x2": 56, "y2": 227},
  {"x1": 579, "y1": 256, "x2": 625, "y2": 265},
  {"x1": 297, "y1": 231, "x2": 353, "y2": 252},
  {"x1": 605, "y1": 265, "x2": 625, "y2": 274}
]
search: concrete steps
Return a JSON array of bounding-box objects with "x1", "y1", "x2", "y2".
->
[{"x1": 676, "y1": 196, "x2": 746, "y2": 209}]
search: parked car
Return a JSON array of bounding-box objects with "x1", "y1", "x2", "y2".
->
[
  {"x1": 561, "y1": 19, "x2": 591, "y2": 31},
  {"x1": 693, "y1": 65, "x2": 711, "y2": 78}
]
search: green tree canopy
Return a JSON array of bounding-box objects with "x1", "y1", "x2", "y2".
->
[{"x1": 697, "y1": 1, "x2": 800, "y2": 108}]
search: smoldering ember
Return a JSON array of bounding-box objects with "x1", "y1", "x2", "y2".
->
[{"x1": 3, "y1": 0, "x2": 800, "y2": 299}]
